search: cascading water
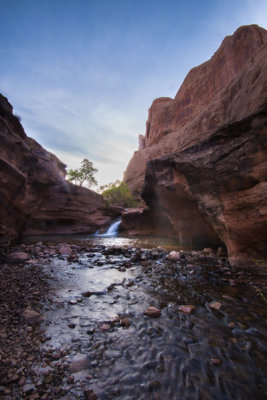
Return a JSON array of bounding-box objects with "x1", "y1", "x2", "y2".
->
[{"x1": 94, "y1": 218, "x2": 121, "y2": 237}]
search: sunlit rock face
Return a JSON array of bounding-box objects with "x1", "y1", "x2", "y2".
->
[
  {"x1": 124, "y1": 25, "x2": 267, "y2": 193},
  {"x1": 0, "y1": 94, "x2": 110, "y2": 241},
  {"x1": 124, "y1": 24, "x2": 267, "y2": 266}
]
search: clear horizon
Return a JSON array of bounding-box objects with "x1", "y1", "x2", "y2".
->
[{"x1": 0, "y1": 0, "x2": 266, "y2": 187}]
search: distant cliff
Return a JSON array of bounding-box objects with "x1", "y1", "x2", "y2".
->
[
  {"x1": 0, "y1": 94, "x2": 112, "y2": 242},
  {"x1": 123, "y1": 25, "x2": 267, "y2": 266}
]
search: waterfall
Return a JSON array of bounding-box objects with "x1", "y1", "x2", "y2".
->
[{"x1": 94, "y1": 218, "x2": 121, "y2": 237}]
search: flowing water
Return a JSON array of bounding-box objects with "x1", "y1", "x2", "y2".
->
[{"x1": 39, "y1": 243, "x2": 267, "y2": 400}]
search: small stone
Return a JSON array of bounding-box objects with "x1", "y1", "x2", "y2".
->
[
  {"x1": 209, "y1": 301, "x2": 222, "y2": 310},
  {"x1": 82, "y1": 291, "x2": 93, "y2": 297},
  {"x1": 52, "y1": 352, "x2": 61, "y2": 360},
  {"x1": 6, "y1": 251, "x2": 29, "y2": 262},
  {"x1": 70, "y1": 356, "x2": 89, "y2": 373},
  {"x1": 100, "y1": 323, "x2": 111, "y2": 331},
  {"x1": 210, "y1": 358, "x2": 221, "y2": 366},
  {"x1": 18, "y1": 376, "x2": 26, "y2": 387},
  {"x1": 167, "y1": 251, "x2": 181, "y2": 261},
  {"x1": 68, "y1": 323, "x2": 76, "y2": 329},
  {"x1": 22, "y1": 308, "x2": 44, "y2": 324},
  {"x1": 120, "y1": 317, "x2": 131, "y2": 328},
  {"x1": 67, "y1": 375, "x2": 74, "y2": 384},
  {"x1": 228, "y1": 322, "x2": 235, "y2": 328},
  {"x1": 84, "y1": 389, "x2": 98, "y2": 400},
  {"x1": 178, "y1": 305, "x2": 196, "y2": 314},
  {"x1": 58, "y1": 245, "x2": 72, "y2": 255},
  {"x1": 145, "y1": 306, "x2": 161, "y2": 318}
]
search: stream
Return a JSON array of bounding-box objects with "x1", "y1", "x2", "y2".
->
[{"x1": 34, "y1": 240, "x2": 267, "y2": 400}]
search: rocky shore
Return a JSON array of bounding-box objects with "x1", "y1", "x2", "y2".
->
[{"x1": 0, "y1": 241, "x2": 266, "y2": 399}]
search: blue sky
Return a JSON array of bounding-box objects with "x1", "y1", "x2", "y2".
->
[{"x1": 0, "y1": 0, "x2": 266, "y2": 186}]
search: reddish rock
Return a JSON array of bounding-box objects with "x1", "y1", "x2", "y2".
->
[
  {"x1": 178, "y1": 305, "x2": 196, "y2": 314},
  {"x1": 145, "y1": 306, "x2": 161, "y2": 318},
  {"x1": 5, "y1": 252, "x2": 29, "y2": 263},
  {"x1": 167, "y1": 251, "x2": 181, "y2": 261},
  {"x1": 124, "y1": 24, "x2": 267, "y2": 266},
  {"x1": 22, "y1": 308, "x2": 44, "y2": 324},
  {"x1": 0, "y1": 94, "x2": 112, "y2": 240},
  {"x1": 124, "y1": 25, "x2": 267, "y2": 193},
  {"x1": 208, "y1": 301, "x2": 222, "y2": 310}
]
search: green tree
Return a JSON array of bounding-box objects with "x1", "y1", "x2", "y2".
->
[
  {"x1": 67, "y1": 158, "x2": 98, "y2": 187},
  {"x1": 100, "y1": 180, "x2": 138, "y2": 208}
]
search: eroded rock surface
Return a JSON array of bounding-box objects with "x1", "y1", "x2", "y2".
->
[
  {"x1": 124, "y1": 25, "x2": 267, "y2": 192},
  {"x1": 124, "y1": 24, "x2": 267, "y2": 266},
  {"x1": 0, "y1": 94, "x2": 111, "y2": 240},
  {"x1": 143, "y1": 107, "x2": 267, "y2": 266}
]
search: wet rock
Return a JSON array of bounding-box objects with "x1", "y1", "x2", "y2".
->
[
  {"x1": 145, "y1": 306, "x2": 161, "y2": 318},
  {"x1": 120, "y1": 317, "x2": 131, "y2": 328},
  {"x1": 67, "y1": 375, "x2": 74, "y2": 384},
  {"x1": 82, "y1": 290, "x2": 94, "y2": 297},
  {"x1": 178, "y1": 305, "x2": 196, "y2": 314},
  {"x1": 100, "y1": 323, "x2": 111, "y2": 331},
  {"x1": 22, "y1": 308, "x2": 44, "y2": 324},
  {"x1": 210, "y1": 358, "x2": 222, "y2": 366},
  {"x1": 167, "y1": 251, "x2": 181, "y2": 261},
  {"x1": 84, "y1": 388, "x2": 98, "y2": 400},
  {"x1": 6, "y1": 251, "x2": 29, "y2": 263},
  {"x1": 68, "y1": 323, "x2": 76, "y2": 329},
  {"x1": 208, "y1": 301, "x2": 222, "y2": 310},
  {"x1": 58, "y1": 244, "x2": 72, "y2": 255},
  {"x1": 70, "y1": 355, "x2": 89, "y2": 373}
]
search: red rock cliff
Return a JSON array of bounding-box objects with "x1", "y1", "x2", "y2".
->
[
  {"x1": 124, "y1": 24, "x2": 267, "y2": 192},
  {"x1": 123, "y1": 24, "x2": 267, "y2": 266},
  {"x1": 0, "y1": 94, "x2": 112, "y2": 241}
]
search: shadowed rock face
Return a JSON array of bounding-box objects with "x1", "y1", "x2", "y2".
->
[
  {"x1": 142, "y1": 106, "x2": 267, "y2": 266},
  {"x1": 120, "y1": 207, "x2": 176, "y2": 238},
  {"x1": 0, "y1": 94, "x2": 111, "y2": 241},
  {"x1": 124, "y1": 25, "x2": 267, "y2": 193}
]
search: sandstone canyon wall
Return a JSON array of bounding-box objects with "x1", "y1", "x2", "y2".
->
[
  {"x1": 0, "y1": 94, "x2": 112, "y2": 242},
  {"x1": 124, "y1": 25, "x2": 267, "y2": 266}
]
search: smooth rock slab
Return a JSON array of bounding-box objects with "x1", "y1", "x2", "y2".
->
[{"x1": 145, "y1": 306, "x2": 161, "y2": 318}]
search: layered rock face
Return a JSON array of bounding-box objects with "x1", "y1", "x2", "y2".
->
[
  {"x1": 143, "y1": 107, "x2": 267, "y2": 265},
  {"x1": 124, "y1": 25, "x2": 267, "y2": 193},
  {"x1": 124, "y1": 25, "x2": 267, "y2": 265},
  {"x1": 0, "y1": 94, "x2": 111, "y2": 241}
]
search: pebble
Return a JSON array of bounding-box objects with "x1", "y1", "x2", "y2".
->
[
  {"x1": 145, "y1": 306, "x2": 161, "y2": 318},
  {"x1": 178, "y1": 305, "x2": 196, "y2": 314},
  {"x1": 208, "y1": 301, "x2": 222, "y2": 310},
  {"x1": 121, "y1": 317, "x2": 131, "y2": 328},
  {"x1": 210, "y1": 358, "x2": 222, "y2": 366}
]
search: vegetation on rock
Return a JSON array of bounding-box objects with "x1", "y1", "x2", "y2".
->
[
  {"x1": 67, "y1": 158, "x2": 98, "y2": 187},
  {"x1": 100, "y1": 180, "x2": 138, "y2": 208}
]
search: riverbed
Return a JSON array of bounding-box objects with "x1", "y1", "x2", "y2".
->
[{"x1": 0, "y1": 241, "x2": 266, "y2": 400}]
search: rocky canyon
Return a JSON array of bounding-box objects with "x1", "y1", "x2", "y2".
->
[
  {"x1": 123, "y1": 24, "x2": 267, "y2": 266},
  {"x1": 0, "y1": 94, "x2": 114, "y2": 242}
]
